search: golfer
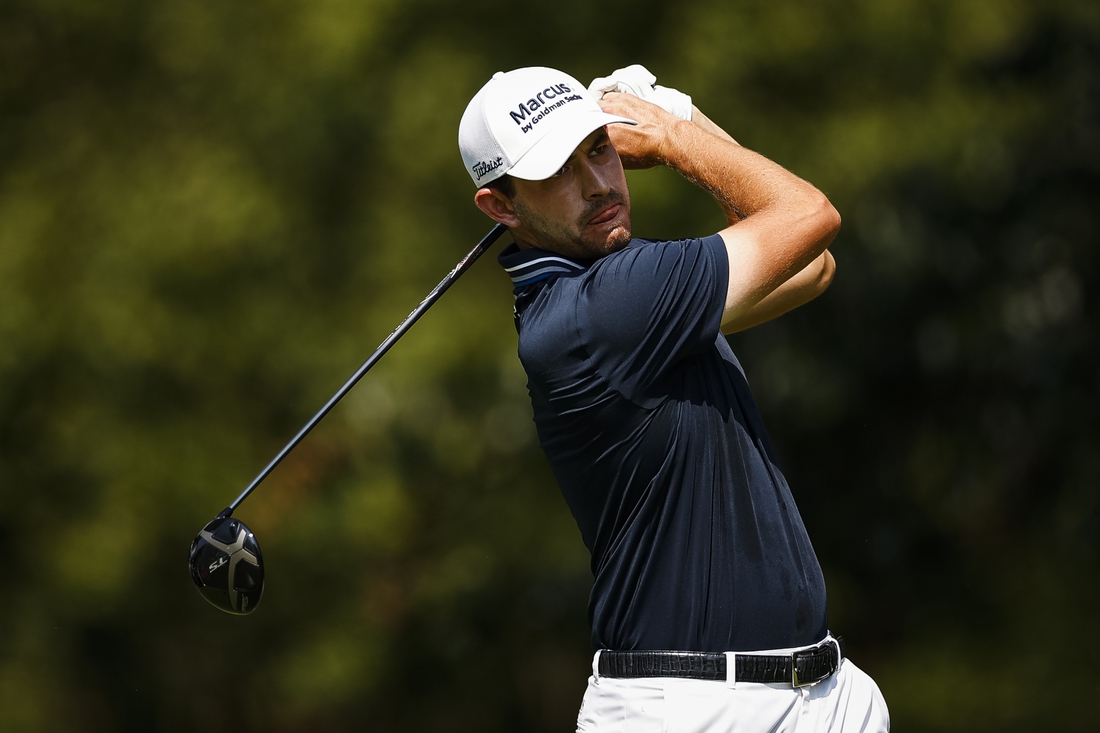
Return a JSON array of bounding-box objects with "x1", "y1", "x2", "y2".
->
[{"x1": 459, "y1": 66, "x2": 889, "y2": 732}]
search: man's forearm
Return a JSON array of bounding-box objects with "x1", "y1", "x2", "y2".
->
[
  {"x1": 658, "y1": 117, "x2": 826, "y2": 230},
  {"x1": 721, "y1": 251, "x2": 835, "y2": 334},
  {"x1": 690, "y1": 106, "x2": 739, "y2": 146}
]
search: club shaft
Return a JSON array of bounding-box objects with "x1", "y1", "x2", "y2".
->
[{"x1": 222, "y1": 223, "x2": 507, "y2": 516}]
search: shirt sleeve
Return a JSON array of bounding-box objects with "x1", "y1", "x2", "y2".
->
[{"x1": 578, "y1": 234, "x2": 729, "y2": 402}]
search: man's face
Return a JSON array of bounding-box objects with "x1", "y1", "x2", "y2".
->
[{"x1": 507, "y1": 127, "x2": 632, "y2": 259}]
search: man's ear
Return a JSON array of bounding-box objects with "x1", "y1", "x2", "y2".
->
[{"x1": 474, "y1": 188, "x2": 521, "y2": 228}]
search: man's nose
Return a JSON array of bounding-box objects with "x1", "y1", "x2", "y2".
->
[{"x1": 579, "y1": 158, "x2": 612, "y2": 199}]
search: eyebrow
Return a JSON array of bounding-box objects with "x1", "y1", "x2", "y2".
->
[
  {"x1": 587, "y1": 130, "x2": 610, "y2": 151},
  {"x1": 563, "y1": 130, "x2": 611, "y2": 169}
]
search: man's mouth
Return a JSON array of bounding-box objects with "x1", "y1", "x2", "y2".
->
[{"x1": 587, "y1": 204, "x2": 621, "y2": 226}]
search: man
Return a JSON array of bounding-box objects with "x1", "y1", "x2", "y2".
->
[{"x1": 458, "y1": 66, "x2": 889, "y2": 732}]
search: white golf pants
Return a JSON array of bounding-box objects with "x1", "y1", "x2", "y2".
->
[{"x1": 576, "y1": 650, "x2": 889, "y2": 732}]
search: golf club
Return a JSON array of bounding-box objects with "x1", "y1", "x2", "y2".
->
[{"x1": 189, "y1": 223, "x2": 508, "y2": 614}]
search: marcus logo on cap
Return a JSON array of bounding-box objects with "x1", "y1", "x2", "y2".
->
[
  {"x1": 459, "y1": 67, "x2": 637, "y2": 187},
  {"x1": 508, "y1": 83, "x2": 586, "y2": 133}
]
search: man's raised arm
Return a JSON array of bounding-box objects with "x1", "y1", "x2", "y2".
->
[{"x1": 597, "y1": 94, "x2": 841, "y2": 328}]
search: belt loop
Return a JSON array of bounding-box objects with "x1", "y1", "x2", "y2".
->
[
  {"x1": 592, "y1": 649, "x2": 603, "y2": 685},
  {"x1": 724, "y1": 652, "x2": 737, "y2": 689}
]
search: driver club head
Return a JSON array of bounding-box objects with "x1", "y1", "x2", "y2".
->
[{"x1": 188, "y1": 515, "x2": 264, "y2": 615}]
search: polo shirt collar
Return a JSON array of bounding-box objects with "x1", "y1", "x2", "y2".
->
[{"x1": 497, "y1": 242, "x2": 588, "y2": 287}]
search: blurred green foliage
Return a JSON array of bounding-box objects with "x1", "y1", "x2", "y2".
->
[{"x1": 0, "y1": 0, "x2": 1097, "y2": 730}]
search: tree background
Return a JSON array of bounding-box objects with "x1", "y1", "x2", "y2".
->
[{"x1": 0, "y1": 0, "x2": 1097, "y2": 730}]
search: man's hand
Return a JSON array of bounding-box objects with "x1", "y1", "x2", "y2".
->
[
  {"x1": 597, "y1": 92, "x2": 681, "y2": 170},
  {"x1": 588, "y1": 64, "x2": 694, "y2": 121}
]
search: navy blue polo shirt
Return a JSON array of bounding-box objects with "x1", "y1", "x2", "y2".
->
[{"x1": 500, "y1": 234, "x2": 828, "y2": 653}]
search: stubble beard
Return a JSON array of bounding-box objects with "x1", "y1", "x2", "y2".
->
[{"x1": 512, "y1": 190, "x2": 632, "y2": 260}]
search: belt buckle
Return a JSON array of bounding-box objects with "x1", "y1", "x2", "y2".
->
[{"x1": 791, "y1": 645, "x2": 818, "y2": 688}]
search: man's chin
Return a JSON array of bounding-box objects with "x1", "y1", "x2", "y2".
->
[
  {"x1": 584, "y1": 222, "x2": 631, "y2": 258},
  {"x1": 607, "y1": 225, "x2": 633, "y2": 253},
  {"x1": 606, "y1": 227, "x2": 632, "y2": 252},
  {"x1": 523, "y1": 218, "x2": 631, "y2": 260}
]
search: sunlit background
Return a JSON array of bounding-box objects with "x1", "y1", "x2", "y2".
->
[{"x1": 1, "y1": 0, "x2": 1096, "y2": 730}]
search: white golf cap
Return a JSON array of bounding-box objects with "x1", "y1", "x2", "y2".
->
[{"x1": 459, "y1": 67, "x2": 637, "y2": 186}]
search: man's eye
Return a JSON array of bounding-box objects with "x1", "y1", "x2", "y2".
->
[
  {"x1": 552, "y1": 165, "x2": 567, "y2": 177},
  {"x1": 592, "y1": 145, "x2": 608, "y2": 156}
]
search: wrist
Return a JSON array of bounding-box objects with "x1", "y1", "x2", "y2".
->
[{"x1": 658, "y1": 117, "x2": 702, "y2": 170}]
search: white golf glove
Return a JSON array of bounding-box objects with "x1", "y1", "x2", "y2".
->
[{"x1": 587, "y1": 64, "x2": 693, "y2": 121}]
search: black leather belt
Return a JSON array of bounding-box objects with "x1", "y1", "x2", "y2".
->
[{"x1": 597, "y1": 637, "x2": 844, "y2": 687}]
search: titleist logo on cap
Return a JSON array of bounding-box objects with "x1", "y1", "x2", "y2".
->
[{"x1": 473, "y1": 156, "x2": 504, "y2": 181}]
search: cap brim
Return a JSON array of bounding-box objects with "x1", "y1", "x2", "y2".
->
[{"x1": 507, "y1": 110, "x2": 637, "y2": 181}]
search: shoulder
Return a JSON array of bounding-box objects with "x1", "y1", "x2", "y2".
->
[
  {"x1": 592, "y1": 234, "x2": 726, "y2": 269},
  {"x1": 581, "y1": 234, "x2": 728, "y2": 299}
]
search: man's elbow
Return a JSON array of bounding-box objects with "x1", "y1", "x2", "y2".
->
[
  {"x1": 808, "y1": 194, "x2": 841, "y2": 251},
  {"x1": 817, "y1": 250, "x2": 836, "y2": 293}
]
